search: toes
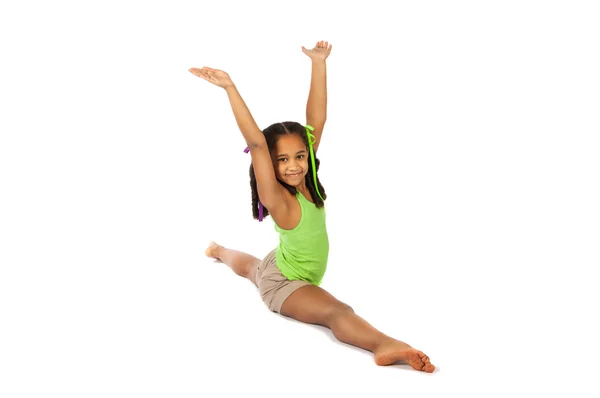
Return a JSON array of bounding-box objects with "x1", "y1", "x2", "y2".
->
[
  {"x1": 416, "y1": 351, "x2": 435, "y2": 373},
  {"x1": 205, "y1": 242, "x2": 220, "y2": 258}
]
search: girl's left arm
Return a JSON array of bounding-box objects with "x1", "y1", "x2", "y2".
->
[{"x1": 303, "y1": 41, "x2": 332, "y2": 154}]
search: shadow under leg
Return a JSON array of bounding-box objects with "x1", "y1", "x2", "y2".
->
[{"x1": 280, "y1": 285, "x2": 435, "y2": 372}]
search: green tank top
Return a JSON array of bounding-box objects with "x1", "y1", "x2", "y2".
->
[{"x1": 274, "y1": 191, "x2": 329, "y2": 286}]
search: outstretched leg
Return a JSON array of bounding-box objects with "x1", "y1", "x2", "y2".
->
[
  {"x1": 205, "y1": 242, "x2": 261, "y2": 286},
  {"x1": 280, "y1": 285, "x2": 435, "y2": 372}
]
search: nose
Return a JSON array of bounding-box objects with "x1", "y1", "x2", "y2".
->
[{"x1": 287, "y1": 158, "x2": 300, "y2": 169}]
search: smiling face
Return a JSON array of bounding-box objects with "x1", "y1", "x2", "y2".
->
[{"x1": 272, "y1": 134, "x2": 309, "y2": 187}]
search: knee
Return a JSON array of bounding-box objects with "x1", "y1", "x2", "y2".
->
[{"x1": 326, "y1": 302, "x2": 354, "y2": 326}]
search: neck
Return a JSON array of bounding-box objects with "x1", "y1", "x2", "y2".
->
[
  {"x1": 296, "y1": 184, "x2": 313, "y2": 201},
  {"x1": 296, "y1": 181, "x2": 307, "y2": 193}
]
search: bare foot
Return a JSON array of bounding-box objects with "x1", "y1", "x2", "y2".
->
[
  {"x1": 205, "y1": 241, "x2": 221, "y2": 259},
  {"x1": 374, "y1": 339, "x2": 435, "y2": 373}
]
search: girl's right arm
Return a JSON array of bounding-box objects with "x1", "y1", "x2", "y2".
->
[{"x1": 189, "y1": 67, "x2": 286, "y2": 211}]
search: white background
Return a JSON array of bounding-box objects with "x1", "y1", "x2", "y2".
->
[{"x1": 1, "y1": 0, "x2": 599, "y2": 396}]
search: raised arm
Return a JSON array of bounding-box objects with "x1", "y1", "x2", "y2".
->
[
  {"x1": 189, "y1": 67, "x2": 284, "y2": 210},
  {"x1": 302, "y1": 41, "x2": 332, "y2": 154}
]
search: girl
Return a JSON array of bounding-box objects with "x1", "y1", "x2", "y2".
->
[{"x1": 189, "y1": 41, "x2": 435, "y2": 373}]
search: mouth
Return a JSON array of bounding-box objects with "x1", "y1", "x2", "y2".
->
[{"x1": 286, "y1": 172, "x2": 302, "y2": 179}]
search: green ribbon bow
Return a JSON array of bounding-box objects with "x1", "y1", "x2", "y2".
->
[{"x1": 305, "y1": 125, "x2": 324, "y2": 201}]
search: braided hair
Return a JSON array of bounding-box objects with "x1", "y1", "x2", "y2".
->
[{"x1": 249, "y1": 121, "x2": 327, "y2": 220}]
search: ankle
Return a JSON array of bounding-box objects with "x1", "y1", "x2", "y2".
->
[
  {"x1": 206, "y1": 242, "x2": 223, "y2": 259},
  {"x1": 372, "y1": 336, "x2": 396, "y2": 352}
]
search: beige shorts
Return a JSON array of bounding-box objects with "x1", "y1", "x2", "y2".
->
[{"x1": 254, "y1": 249, "x2": 312, "y2": 313}]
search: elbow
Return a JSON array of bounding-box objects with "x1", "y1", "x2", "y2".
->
[
  {"x1": 247, "y1": 142, "x2": 266, "y2": 151},
  {"x1": 307, "y1": 113, "x2": 326, "y2": 123},
  {"x1": 310, "y1": 118, "x2": 326, "y2": 129},
  {"x1": 246, "y1": 136, "x2": 267, "y2": 150}
]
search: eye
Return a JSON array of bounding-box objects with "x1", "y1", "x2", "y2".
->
[
  {"x1": 297, "y1": 155, "x2": 305, "y2": 160},
  {"x1": 278, "y1": 158, "x2": 287, "y2": 162}
]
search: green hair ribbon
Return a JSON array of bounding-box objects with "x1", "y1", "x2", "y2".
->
[{"x1": 305, "y1": 125, "x2": 324, "y2": 201}]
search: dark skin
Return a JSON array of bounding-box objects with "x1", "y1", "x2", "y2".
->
[
  {"x1": 192, "y1": 41, "x2": 435, "y2": 372},
  {"x1": 269, "y1": 133, "x2": 313, "y2": 230}
]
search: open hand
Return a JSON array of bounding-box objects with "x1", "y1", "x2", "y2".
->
[
  {"x1": 302, "y1": 41, "x2": 332, "y2": 61},
  {"x1": 188, "y1": 67, "x2": 234, "y2": 88}
]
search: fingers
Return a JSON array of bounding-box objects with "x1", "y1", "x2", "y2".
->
[
  {"x1": 189, "y1": 66, "x2": 217, "y2": 73},
  {"x1": 313, "y1": 40, "x2": 332, "y2": 51},
  {"x1": 188, "y1": 67, "x2": 203, "y2": 76},
  {"x1": 188, "y1": 67, "x2": 213, "y2": 81},
  {"x1": 189, "y1": 67, "x2": 209, "y2": 74},
  {"x1": 190, "y1": 68, "x2": 207, "y2": 75},
  {"x1": 188, "y1": 66, "x2": 221, "y2": 79}
]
